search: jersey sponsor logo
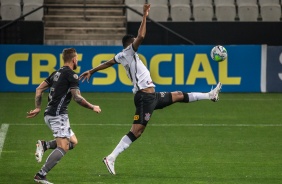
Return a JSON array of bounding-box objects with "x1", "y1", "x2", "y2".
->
[
  {"x1": 73, "y1": 74, "x2": 78, "y2": 79},
  {"x1": 144, "y1": 113, "x2": 151, "y2": 121},
  {"x1": 134, "y1": 115, "x2": 139, "y2": 120}
]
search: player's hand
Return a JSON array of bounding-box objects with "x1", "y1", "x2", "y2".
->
[
  {"x1": 79, "y1": 70, "x2": 91, "y2": 83},
  {"x1": 26, "y1": 108, "x2": 41, "y2": 118},
  {"x1": 93, "y1": 105, "x2": 101, "y2": 113},
  {"x1": 143, "y1": 4, "x2": 150, "y2": 17}
]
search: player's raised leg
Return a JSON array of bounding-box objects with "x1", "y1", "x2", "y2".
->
[
  {"x1": 209, "y1": 82, "x2": 222, "y2": 102},
  {"x1": 171, "y1": 82, "x2": 222, "y2": 103},
  {"x1": 35, "y1": 140, "x2": 45, "y2": 163}
]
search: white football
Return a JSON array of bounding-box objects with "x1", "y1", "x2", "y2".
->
[{"x1": 210, "y1": 45, "x2": 228, "y2": 62}]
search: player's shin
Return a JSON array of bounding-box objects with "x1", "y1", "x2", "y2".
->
[
  {"x1": 38, "y1": 147, "x2": 66, "y2": 176},
  {"x1": 188, "y1": 92, "x2": 209, "y2": 102},
  {"x1": 109, "y1": 131, "x2": 137, "y2": 160}
]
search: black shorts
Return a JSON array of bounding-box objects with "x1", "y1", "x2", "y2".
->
[{"x1": 133, "y1": 91, "x2": 173, "y2": 126}]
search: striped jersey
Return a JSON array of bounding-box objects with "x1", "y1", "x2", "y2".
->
[
  {"x1": 44, "y1": 66, "x2": 79, "y2": 116},
  {"x1": 114, "y1": 44, "x2": 155, "y2": 93}
]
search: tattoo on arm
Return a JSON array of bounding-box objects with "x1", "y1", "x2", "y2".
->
[
  {"x1": 72, "y1": 89, "x2": 93, "y2": 110},
  {"x1": 35, "y1": 81, "x2": 49, "y2": 109},
  {"x1": 35, "y1": 95, "x2": 42, "y2": 108}
]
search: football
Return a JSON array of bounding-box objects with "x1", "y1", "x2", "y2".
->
[{"x1": 210, "y1": 45, "x2": 227, "y2": 62}]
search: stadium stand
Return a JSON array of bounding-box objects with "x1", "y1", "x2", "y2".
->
[
  {"x1": 170, "y1": 0, "x2": 191, "y2": 22},
  {"x1": 0, "y1": 0, "x2": 21, "y2": 21},
  {"x1": 259, "y1": 0, "x2": 281, "y2": 21},
  {"x1": 44, "y1": 0, "x2": 125, "y2": 45},
  {"x1": 147, "y1": 0, "x2": 169, "y2": 21},
  {"x1": 236, "y1": 0, "x2": 259, "y2": 21},
  {"x1": 125, "y1": 0, "x2": 145, "y2": 22},
  {"x1": 214, "y1": 0, "x2": 236, "y2": 21},
  {"x1": 23, "y1": 0, "x2": 44, "y2": 21},
  {"x1": 2, "y1": 0, "x2": 282, "y2": 45},
  {"x1": 191, "y1": 0, "x2": 214, "y2": 21}
]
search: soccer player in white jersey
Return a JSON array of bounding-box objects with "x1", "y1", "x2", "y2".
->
[{"x1": 79, "y1": 4, "x2": 222, "y2": 175}]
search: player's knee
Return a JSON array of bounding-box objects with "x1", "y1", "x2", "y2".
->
[
  {"x1": 69, "y1": 140, "x2": 77, "y2": 150},
  {"x1": 171, "y1": 91, "x2": 188, "y2": 102},
  {"x1": 71, "y1": 139, "x2": 78, "y2": 147},
  {"x1": 58, "y1": 144, "x2": 69, "y2": 152},
  {"x1": 73, "y1": 140, "x2": 78, "y2": 147}
]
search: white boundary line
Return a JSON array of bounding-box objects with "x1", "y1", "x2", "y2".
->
[
  {"x1": 0, "y1": 124, "x2": 9, "y2": 158},
  {"x1": 8, "y1": 123, "x2": 282, "y2": 127}
]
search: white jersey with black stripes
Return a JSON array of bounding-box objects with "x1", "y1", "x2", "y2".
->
[{"x1": 114, "y1": 44, "x2": 155, "y2": 93}]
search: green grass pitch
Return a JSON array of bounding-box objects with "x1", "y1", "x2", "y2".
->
[{"x1": 0, "y1": 92, "x2": 282, "y2": 184}]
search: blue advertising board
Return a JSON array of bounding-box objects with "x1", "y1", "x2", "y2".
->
[
  {"x1": 0, "y1": 45, "x2": 261, "y2": 92},
  {"x1": 265, "y1": 46, "x2": 282, "y2": 92}
]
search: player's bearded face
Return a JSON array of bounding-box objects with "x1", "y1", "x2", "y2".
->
[{"x1": 73, "y1": 55, "x2": 78, "y2": 70}]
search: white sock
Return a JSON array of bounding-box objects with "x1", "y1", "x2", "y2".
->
[
  {"x1": 188, "y1": 92, "x2": 209, "y2": 102},
  {"x1": 109, "y1": 135, "x2": 132, "y2": 160}
]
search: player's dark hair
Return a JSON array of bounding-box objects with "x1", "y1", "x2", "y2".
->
[
  {"x1": 62, "y1": 48, "x2": 77, "y2": 62},
  {"x1": 122, "y1": 34, "x2": 135, "y2": 48}
]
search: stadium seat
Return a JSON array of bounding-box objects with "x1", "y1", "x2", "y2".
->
[
  {"x1": 260, "y1": 4, "x2": 281, "y2": 21},
  {"x1": 171, "y1": 4, "x2": 191, "y2": 22},
  {"x1": 147, "y1": 0, "x2": 168, "y2": 5},
  {"x1": 147, "y1": 0, "x2": 169, "y2": 21},
  {"x1": 236, "y1": 0, "x2": 257, "y2": 5},
  {"x1": 148, "y1": 4, "x2": 169, "y2": 21},
  {"x1": 125, "y1": 0, "x2": 146, "y2": 22},
  {"x1": 258, "y1": 0, "x2": 281, "y2": 21},
  {"x1": 237, "y1": 0, "x2": 259, "y2": 21},
  {"x1": 170, "y1": 0, "x2": 190, "y2": 5},
  {"x1": 126, "y1": 4, "x2": 143, "y2": 22},
  {"x1": 214, "y1": 0, "x2": 235, "y2": 5},
  {"x1": 258, "y1": 0, "x2": 280, "y2": 4},
  {"x1": 192, "y1": 0, "x2": 213, "y2": 21},
  {"x1": 214, "y1": 0, "x2": 236, "y2": 21},
  {"x1": 192, "y1": 0, "x2": 212, "y2": 6},
  {"x1": 215, "y1": 5, "x2": 236, "y2": 21},
  {"x1": 23, "y1": 0, "x2": 44, "y2": 21},
  {"x1": 0, "y1": 0, "x2": 21, "y2": 21},
  {"x1": 170, "y1": 0, "x2": 191, "y2": 22},
  {"x1": 125, "y1": 0, "x2": 146, "y2": 5}
]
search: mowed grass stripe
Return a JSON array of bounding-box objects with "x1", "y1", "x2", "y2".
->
[{"x1": 0, "y1": 124, "x2": 9, "y2": 158}]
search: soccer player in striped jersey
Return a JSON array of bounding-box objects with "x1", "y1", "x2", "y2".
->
[
  {"x1": 79, "y1": 4, "x2": 222, "y2": 175},
  {"x1": 27, "y1": 48, "x2": 101, "y2": 183}
]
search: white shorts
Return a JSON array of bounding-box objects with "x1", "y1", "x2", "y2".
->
[{"x1": 44, "y1": 114, "x2": 74, "y2": 138}]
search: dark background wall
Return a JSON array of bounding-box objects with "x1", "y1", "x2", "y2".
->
[
  {"x1": 0, "y1": 21, "x2": 44, "y2": 44},
  {"x1": 127, "y1": 22, "x2": 282, "y2": 45},
  {"x1": 1, "y1": 21, "x2": 282, "y2": 45}
]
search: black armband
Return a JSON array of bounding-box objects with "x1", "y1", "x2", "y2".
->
[{"x1": 182, "y1": 92, "x2": 189, "y2": 103}]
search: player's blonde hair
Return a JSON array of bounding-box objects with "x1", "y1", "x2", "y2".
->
[{"x1": 62, "y1": 48, "x2": 77, "y2": 62}]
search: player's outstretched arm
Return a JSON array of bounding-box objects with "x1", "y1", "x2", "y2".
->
[
  {"x1": 79, "y1": 59, "x2": 116, "y2": 83},
  {"x1": 26, "y1": 81, "x2": 49, "y2": 118},
  {"x1": 71, "y1": 88, "x2": 101, "y2": 113},
  {"x1": 132, "y1": 3, "x2": 150, "y2": 51}
]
